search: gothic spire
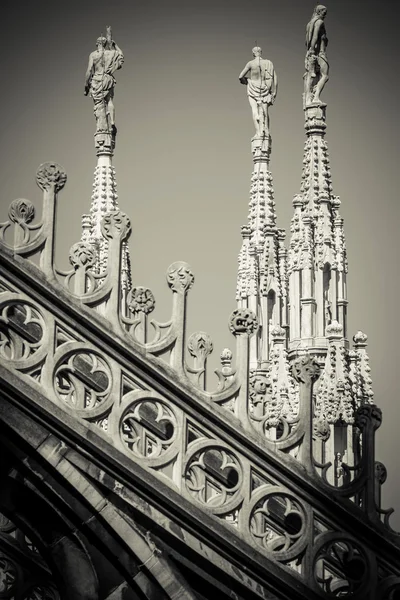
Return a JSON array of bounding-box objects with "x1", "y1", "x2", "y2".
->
[
  {"x1": 81, "y1": 26, "x2": 131, "y2": 301},
  {"x1": 236, "y1": 46, "x2": 287, "y2": 370}
]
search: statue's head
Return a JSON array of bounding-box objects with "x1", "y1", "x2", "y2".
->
[
  {"x1": 313, "y1": 4, "x2": 327, "y2": 19},
  {"x1": 96, "y1": 36, "x2": 107, "y2": 48},
  {"x1": 252, "y1": 46, "x2": 262, "y2": 58}
]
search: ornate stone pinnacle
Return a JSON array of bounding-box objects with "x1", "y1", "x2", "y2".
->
[
  {"x1": 84, "y1": 26, "x2": 124, "y2": 155},
  {"x1": 353, "y1": 331, "x2": 368, "y2": 345},
  {"x1": 326, "y1": 320, "x2": 343, "y2": 337}
]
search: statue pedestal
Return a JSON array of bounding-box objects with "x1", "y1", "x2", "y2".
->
[
  {"x1": 95, "y1": 129, "x2": 116, "y2": 156},
  {"x1": 251, "y1": 135, "x2": 271, "y2": 163},
  {"x1": 304, "y1": 103, "x2": 327, "y2": 136}
]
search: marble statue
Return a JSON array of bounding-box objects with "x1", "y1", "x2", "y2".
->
[
  {"x1": 239, "y1": 47, "x2": 277, "y2": 139},
  {"x1": 85, "y1": 26, "x2": 124, "y2": 138},
  {"x1": 304, "y1": 5, "x2": 329, "y2": 106}
]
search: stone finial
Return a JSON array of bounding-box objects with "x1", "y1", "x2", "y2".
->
[
  {"x1": 270, "y1": 324, "x2": 286, "y2": 340},
  {"x1": 326, "y1": 320, "x2": 343, "y2": 338},
  {"x1": 303, "y1": 5, "x2": 329, "y2": 107},
  {"x1": 69, "y1": 242, "x2": 96, "y2": 269},
  {"x1": 353, "y1": 331, "x2": 368, "y2": 346},
  {"x1": 229, "y1": 308, "x2": 258, "y2": 336},
  {"x1": 166, "y1": 262, "x2": 194, "y2": 294},
  {"x1": 36, "y1": 162, "x2": 67, "y2": 193},
  {"x1": 84, "y1": 26, "x2": 124, "y2": 154},
  {"x1": 188, "y1": 332, "x2": 213, "y2": 361},
  {"x1": 8, "y1": 199, "x2": 35, "y2": 224},
  {"x1": 127, "y1": 286, "x2": 155, "y2": 315},
  {"x1": 239, "y1": 46, "x2": 277, "y2": 140},
  {"x1": 100, "y1": 210, "x2": 131, "y2": 241},
  {"x1": 291, "y1": 354, "x2": 320, "y2": 385},
  {"x1": 355, "y1": 404, "x2": 382, "y2": 431}
]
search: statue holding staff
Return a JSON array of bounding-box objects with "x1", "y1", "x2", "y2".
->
[
  {"x1": 239, "y1": 47, "x2": 277, "y2": 139},
  {"x1": 85, "y1": 26, "x2": 124, "y2": 138},
  {"x1": 304, "y1": 5, "x2": 329, "y2": 106}
]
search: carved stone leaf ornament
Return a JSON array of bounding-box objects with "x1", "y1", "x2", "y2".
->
[
  {"x1": 355, "y1": 404, "x2": 382, "y2": 430},
  {"x1": 36, "y1": 162, "x2": 67, "y2": 193},
  {"x1": 166, "y1": 262, "x2": 194, "y2": 294},
  {"x1": 291, "y1": 355, "x2": 320, "y2": 384},
  {"x1": 8, "y1": 199, "x2": 36, "y2": 224},
  {"x1": 100, "y1": 210, "x2": 131, "y2": 241},
  {"x1": 127, "y1": 286, "x2": 155, "y2": 315},
  {"x1": 69, "y1": 242, "x2": 96, "y2": 269},
  {"x1": 188, "y1": 331, "x2": 213, "y2": 361}
]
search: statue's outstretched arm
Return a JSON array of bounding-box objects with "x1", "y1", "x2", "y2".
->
[{"x1": 239, "y1": 62, "x2": 250, "y2": 84}]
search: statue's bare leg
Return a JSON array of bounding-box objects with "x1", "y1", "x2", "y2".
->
[
  {"x1": 304, "y1": 72, "x2": 315, "y2": 105},
  {"x1": 249, "y1": 97, "x2": 261, "y2": 136},
  {"x1": 313, "y1": 56, "x2": 329, "y2": 103},
  {"x1": 107, "y1": 97, "x2": 116, "y2": 127},
  {"x1": 261, "y1": 103, "x2": 270, "y2": 137}
]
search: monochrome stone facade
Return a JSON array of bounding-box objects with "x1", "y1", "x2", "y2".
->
[{"x1": 0, "y1": 8, "x2": 399, "y2": 600}]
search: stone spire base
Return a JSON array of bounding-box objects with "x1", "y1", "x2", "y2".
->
[
  {"x1": 251, "y1": 135, "x2": 271, "y2": 163},
  {"x1": 95, "y1": 129, "x2": 116, "y2": 156},
  {"x1": 304, "y1": 103, "x2": 327, "y2": 136}
]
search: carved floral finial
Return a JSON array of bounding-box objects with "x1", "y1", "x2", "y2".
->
[
  {"x1": 8, "y1": 199, "x2": 35, "y2": 224},
  {"x1": 69, "y1": 242, "x2": 96, "y2": 270},
  {"x1": 291, "y1": 354, "x2": 320, "y2": 384},
  {"x1": 326, "y1": 320, "x2": 343, "y2": 337},
  {"x1": 36, "y1": 162, "x2": 67, "y2": 193},
  {"x1": 229, "y1": 308, "x2": 258, "y2": 336},
  {"x1": 353, "y1": 331, "x2": 368, "y2": 345},
  {"x1": 188, "y1": 332, "x2": 213, "y2": 361},
  {"x1": 127, "y1": 286, "x2": 155, "y2": 315},
  {"x1": 270, "y1": 324, "x2": 286, "y2": 339},
  {"x1": 375, "y1": 461, "x2": 387, "y2": 485},
  {"x1": 166, "y1": 262, "x2": 194, "y2": 294},
  {"x1": 100, "y1": 210, "x2": 131, "y2": 241}
]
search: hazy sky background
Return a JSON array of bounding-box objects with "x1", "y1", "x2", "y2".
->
[{"x1": 1, "y1": 1, "x2": 399, "y2": 528}]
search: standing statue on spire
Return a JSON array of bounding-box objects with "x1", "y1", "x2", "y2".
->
[
  {"x1": 84, "y1": 26, "x2": 124, "y2": 151},
  {"x1": 239, "y1": 47, "x2": 277, "y2": 139},
  {"x1": 304, "y1": 5, "x2": 329, "y2": 106}
]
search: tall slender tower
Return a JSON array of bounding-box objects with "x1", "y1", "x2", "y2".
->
[
  {"x1": 81, "y1": 26, "x2": 131, "y2": 302},
  {"x1": 237, "y1": 47, "x2": 288, "y2": 371}
]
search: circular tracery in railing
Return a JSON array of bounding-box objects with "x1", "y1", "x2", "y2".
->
[
  {"x1": 0, "y1": 556, "x2": 17, "y2": 596},
  {"x1": 53, "y1": 349, "x2": 112, "y2": 418},
  {"x1": 120, "y1": 399, "x2": 177, "y2": 460},
  {"x1": 0, "y1": 300, "x2": 45, "y2": 365},
  {"x1": 184, "y1": 445, "x2": 243, "y2": 513},
  {"x1": 313, "y1": 536, "x2": 371, "y2": 597},
  {"x1": 249, "y1": 490, "x2": 307, "y2": 559}
]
